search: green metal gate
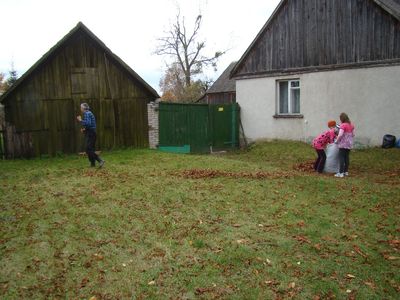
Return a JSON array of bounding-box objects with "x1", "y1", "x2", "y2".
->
[{"x1": 159, "y1": 102, "x2": 239, "y2": 153}]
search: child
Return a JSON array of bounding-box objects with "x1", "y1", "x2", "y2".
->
[
  {"x1": 312, "y1": 120, "x2": 337, "y2": 173},
  {"x1": 334, "y1": 113, "x2": 355, "y2": 178}
]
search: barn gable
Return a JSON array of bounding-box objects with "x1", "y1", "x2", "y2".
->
[
  {"x1": 206, "y1": 62, "x2": 237, "y2": 104},
  {"x1": 0, "y1": 22, "x2": 159, "y2": 158},
  {"x1": 232, "y1": 0, "x2": 400, "y2": 78},
  {"x1": 0, "y1": 22, "x2": 158, "y2": 103}
]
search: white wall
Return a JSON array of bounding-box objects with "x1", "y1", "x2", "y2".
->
[{"x1": 237, "y1": 65, "x2": 400, "y2": 147}]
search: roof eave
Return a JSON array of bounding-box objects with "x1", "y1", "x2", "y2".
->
[{"x1": 373, "y1": 0, "x2": 400, "y2": 21}]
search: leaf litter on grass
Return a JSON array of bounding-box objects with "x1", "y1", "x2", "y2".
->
[
  {"x1": 173, "y1": 169, "x2": 295, "y2": 179},
  {"x1": 1, "y1": 142, "x2": 400, "y2": 299}
]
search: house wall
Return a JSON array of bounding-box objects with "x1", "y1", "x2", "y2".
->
[{"x1": 237, "y1": 64, "x2": 400, "y2": 147}]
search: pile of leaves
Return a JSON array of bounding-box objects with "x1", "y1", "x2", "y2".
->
[
  {"x1": 293, "y1": 160, "x2": 315, "y2": 173},
  {"x1": 174, "y1": 169, "x2": 294, "y2": 179}
]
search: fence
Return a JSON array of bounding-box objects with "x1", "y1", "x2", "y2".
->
[
  {"x1": 0, "y1": 130, "x2": 4, "y2": 159},
  {"x1": 158, "y1": 102, "x2": 239, "y2": 153}
]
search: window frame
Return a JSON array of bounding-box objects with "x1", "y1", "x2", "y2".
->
[{"x1": 276, "y1": 79, "x2": 302, "y2": 117}]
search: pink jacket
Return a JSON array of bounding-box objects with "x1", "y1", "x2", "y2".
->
[
  {"x1": 337, "y1": 123, "x2": 355, "y2": 149},
  {"x1": 313, "y1": 128, "x2": 336, "y2": 150}
]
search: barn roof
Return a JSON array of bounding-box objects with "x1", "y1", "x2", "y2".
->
[
  {"x1": 231, "y1": 0, "x2": 400, "y2": 78},
  {"x1": 207, "y1": 62, "x2": 236, "y2": 94},
  {"x1": 0, "y1": 22, "x2": 159, "y2": 103}
]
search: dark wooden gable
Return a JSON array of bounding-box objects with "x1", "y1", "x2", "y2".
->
[{"x1": 232, "y1": 0, "x2": 400, "y2": 78}]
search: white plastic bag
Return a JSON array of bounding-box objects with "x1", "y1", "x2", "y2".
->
[{"x1": 324, "y1": 143, "x2": 340, "y2": 173}]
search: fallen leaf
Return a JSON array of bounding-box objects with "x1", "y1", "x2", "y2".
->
[
  {"x1": 80, "y1": 277, "x2": 89, "y2": 288},
  {"x1": 364, "y1": 281, "x2": 376, "y2": 289},
  {"x1": 232, "y1": 224, "x2": 241, "y2": 228},
  {"x1": 148, "y1": 280, "x2": 156, "y2": 285},
  {"x1": 294, "y1": 235, "x2": 311, "y2": 244},
  {"x1": 346, "y1": 274, "x2": 356, "y2": 279},
  {"x1": 383, "y1": 255, "x2": 399, "y2": 261},
  {"x1": 93, "y1": 253, "x2": 104, "y2": 260},
  {"x1": 288, "y1": 282, "x2": 296, "y2": 289},
  {"x1": 265, "y1": 280, "x2": 279, "y2": 286},
  {"x1": 297, "y1": 221, "x2": 305, "y2": 227},
  {"x1": 388, "y1": 239, "x2": 400, "y2": 250},
  {"x1": 353, "y1": 245, "x2": 368, "y2": 258},
  {"x1": 236, "y1": 239, "x2": 247, "y2": 244},
  {"x1": 195, "y1": 287, "x2": 211, "y2": 295}
]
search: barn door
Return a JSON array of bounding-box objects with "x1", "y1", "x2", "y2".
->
[
  {"x1": 71, "y1": 68, "x2": 101, "y2": 152},
  {"x1": 44, "y1": 99, "x2": 76, "y2": 155}
]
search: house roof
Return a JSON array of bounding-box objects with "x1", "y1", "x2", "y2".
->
[
  {"x1": 374, "y1": 0, "x2": 400, "y2": 20},
  {"x1": 207, "y1": 62, "x2": 237, "y2": 94},
  {"x1": 231, "y1": 0, "x2": 400, "y2": 78},
  {"x1": 0, "y1": 22, "x2": 159, "y2": 103}
]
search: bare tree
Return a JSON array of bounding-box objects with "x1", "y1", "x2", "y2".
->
[
  {"x1": 0, "y1": 72, "x2": 6, "y2": 95},
  {"x1": 155, "y1": 13, "x2": 224, "y2": 88},
  {"x1": 159, "y1": 62, "x2": 214, "y2": 103}
]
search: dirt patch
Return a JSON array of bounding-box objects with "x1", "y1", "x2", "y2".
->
[{"x1": 174, "y1": 169, "x2": 294, "y2": 179}]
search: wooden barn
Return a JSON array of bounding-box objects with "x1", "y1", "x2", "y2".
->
[
  {"x1": 232, "y1": 0, "x2": 400, "y2": 147},
  {"x1": 0, "y1": 22, "x2": 159, "y2": 158},
  {"x1": 205, "y1": 62, "x2": 236, "y2": 104}
]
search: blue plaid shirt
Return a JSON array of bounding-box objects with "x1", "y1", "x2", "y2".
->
[{"x1": 81, "y1": 110, "x2": 96, "y2": 130}]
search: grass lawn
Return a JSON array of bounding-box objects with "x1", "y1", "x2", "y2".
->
[{"x1": 0, "y1": 141, "x2": 399, "y2": 299}]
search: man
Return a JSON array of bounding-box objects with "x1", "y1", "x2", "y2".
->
[{"x1": 77, "y1": 103, "x2": 105, "y2": 168}]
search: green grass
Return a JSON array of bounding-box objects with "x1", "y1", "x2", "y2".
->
[{"x1": 0, "y1": 141, "x2": 399, "y2": 299}]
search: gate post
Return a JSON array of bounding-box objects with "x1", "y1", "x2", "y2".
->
[
  {"x1": 231, "y1": 103, "x2": 237, "y2": 148},
  {"x1": 147, "y1": 99, "x2": 160, "y2": 149}
]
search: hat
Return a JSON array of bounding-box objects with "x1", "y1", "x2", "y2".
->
[{"x1": 327, "y1": 120, "x2": 336, "y2": 128}]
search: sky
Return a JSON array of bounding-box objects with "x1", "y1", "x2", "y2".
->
[{"x1": 0, "y1": 0, "x2": 281, "y2": 93}]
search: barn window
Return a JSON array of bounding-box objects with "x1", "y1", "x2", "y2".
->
[
  {"x1": 70, "y1": 68, "x2": 99, "y2": 97},
  {"x1": 277, "y1": 79, "x2": 300, "y2": 115}
]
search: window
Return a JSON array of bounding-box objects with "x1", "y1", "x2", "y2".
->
[
  {"x1": 277, "y1": 79, "x2": 300, "y2": 115},
  {"x1": 70, "y1": 68, "x2": 99, "y2": 97}
]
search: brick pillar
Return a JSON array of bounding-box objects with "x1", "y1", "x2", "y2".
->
[{"x1": 147, "y1": 100, "x2": 159, "y2": 149}]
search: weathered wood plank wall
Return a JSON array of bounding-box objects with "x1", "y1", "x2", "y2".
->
[
  {"x1": 235, "y1": 0, "x2": 400, "y2": 77},
  {"x1": 207, "y1": 93, "x2": 236, "y2": 104},
  {"x1": 3, "y1": 30, "x2": 155, "y2": 158}
]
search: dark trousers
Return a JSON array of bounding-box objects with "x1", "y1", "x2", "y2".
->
[
  {"x1": 85, "y1": 130, "x2": 101, "y2": 166},
  {"x1": 314, "y1": 149, "x2": 326, "y2": 173},
  {"x1": 339, "y1": 148, "x2": 350, "y2": 173}
]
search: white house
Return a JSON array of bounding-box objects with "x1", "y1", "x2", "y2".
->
[{"x1": 231, "y1": 0, "x2": 400, "y2": 147}]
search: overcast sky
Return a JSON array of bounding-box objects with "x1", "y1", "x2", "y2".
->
[{"x1": 0, "y1": 0, "x2": 281, "y2": 93}]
